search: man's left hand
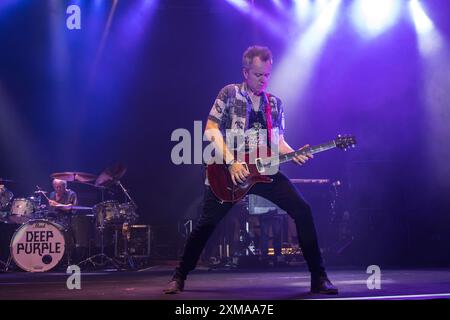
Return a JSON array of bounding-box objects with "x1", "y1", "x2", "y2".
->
[{"x1": 292, "y1": 144, "x2": 313, "y2": 165}]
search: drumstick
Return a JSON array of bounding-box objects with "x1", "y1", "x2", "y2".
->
[
  {"x1": 35, "y1": 186, "x2": 51, "y2": 202},
  {"x1": 39, "y1": 191, "x2": 50, "y2": 202}
]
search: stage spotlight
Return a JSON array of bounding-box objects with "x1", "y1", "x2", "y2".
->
[
  {"x1": 314, "y1": 0, "x2": 331, "y2": 15},
  {"x1": 271, "y1": 0, "x2": 284, "y2": 10},
  {"x1": 270, "y1": 0, "x2": 341, "y2": 115},
  {"x1": 225, "y1": 0, "x2": 250, "y2": 13},
  {"x1": 224, "y1": 0, "x2": 286, "y2": 38},
  {"x1": 351, "y1": 0, "x2": 401, "y2": 39},
  {"x1": 293, "y1": 0, "x2": 311, "y2": 23},
  {"x1": 409, "y1": 0, "x2": 434, "y2": 35},
  {"x1": 409, "y1": 0, "x2": 442, "y2": 56}
]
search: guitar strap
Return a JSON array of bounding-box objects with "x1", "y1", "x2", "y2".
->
[{"x1": 264, "y1": 92, "x2": 273, "y2": 147}]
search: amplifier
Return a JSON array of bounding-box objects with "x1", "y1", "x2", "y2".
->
[
  {"x1": 115, "y1": 224, "x2": 151, "y2": 258},
  {"x1": 248, "y1": 194, "x2": 287, "y2": 215}
]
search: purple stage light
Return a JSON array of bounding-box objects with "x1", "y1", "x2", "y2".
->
[
  {"x1": 95, "y1": 0, "x2": 103, "y2": 9},
  {"x1": 409, "y1": 0, "x2": 434, "y2": 35},
  {"x1": 270, "y1": 0, "x2": 342, "y2": 114},
  {"x1": 116, "y1": 0, "x2": 158, "y2": 50},
  {"x1": 225, "y1": 0, "x2": 251, "y2": 14},
  {"x1": 293, "y1": 0, "x2": 312, "y2": 23},
  {"x1": 351, "y1": 0, "x2": 401, "y2": 39},
  {"x1": 314, "y1": 0, "x2": 331, "y2": 15},
  {"x1": 224, "y1": 0, "x2": 287, "y2": 39},
  {"x1": 271, "y1": 0, "x2": 284, "y2": 10},
  {"x1": 409, "y1": 0, "x2": 442, "y2": 56}
]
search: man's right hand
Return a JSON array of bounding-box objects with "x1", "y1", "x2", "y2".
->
[
  {"x1": 228, "y1": 162, "x2": 250, "y2": 186},
  {"x1": 48, "y1": 200, "x2": 58, "y2": 207}
]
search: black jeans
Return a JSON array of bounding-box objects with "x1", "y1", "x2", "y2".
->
[{"x1": 175, "y1": 172, "x2": 325, "y2": 280}]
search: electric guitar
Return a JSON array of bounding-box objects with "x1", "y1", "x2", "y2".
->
[{"x1": 207, "y1": 134, "x2": 356, "y2": 202}]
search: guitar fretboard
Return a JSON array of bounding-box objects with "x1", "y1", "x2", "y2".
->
[{"x1": 264, "y1": 140, "x2": 337, "y2": 168}]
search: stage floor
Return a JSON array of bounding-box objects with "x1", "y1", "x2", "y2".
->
[{"x1": 1, "y1": 265, "x2": 449, "y2": 300}]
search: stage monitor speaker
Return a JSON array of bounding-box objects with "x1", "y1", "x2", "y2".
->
[{"x1": 116, "y1": 225, "x2": 151, "y2": 258}]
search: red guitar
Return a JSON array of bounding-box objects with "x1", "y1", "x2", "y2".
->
[{"x1": 207, "y1": 135, "x2": 356, "y2": 202}]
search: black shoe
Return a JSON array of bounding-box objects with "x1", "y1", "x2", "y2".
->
[
  {"x1": 163, "y1": 278, "x2": 184, "y2": 294},
  {"x1": 311, "y1": 275, "x2": 338, "y2": 295}
]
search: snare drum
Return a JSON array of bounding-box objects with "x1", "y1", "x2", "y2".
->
[
  {"x1": 9, "y1": 198, "x2": 35, "y2": 223},
  {"x1": 10, "y1": 219, "x2": 68, "y2": 272}
]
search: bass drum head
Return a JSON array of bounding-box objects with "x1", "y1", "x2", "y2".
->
[{"x1": 10, "y1": 219, "x2": 66, "y2": 272}]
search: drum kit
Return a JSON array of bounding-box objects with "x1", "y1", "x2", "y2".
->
[{"x1": 0, "y1": 164, "x2": 140, "y2": 272}]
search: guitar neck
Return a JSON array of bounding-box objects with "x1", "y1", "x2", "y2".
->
[{"x1": 267, "y1": 140, "x2": 337, "y2": 167}]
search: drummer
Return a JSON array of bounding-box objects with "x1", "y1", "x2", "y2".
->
[{"x1": 48, "y1": 179, "x2": 78, "y2": 227}]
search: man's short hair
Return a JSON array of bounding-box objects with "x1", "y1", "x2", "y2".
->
[
  {"x1": 242, "y1": 45, "x2": 273, "y2": 70},
  {"x1": 53, "y1": 179, "x2": 67, "y2": 189}
]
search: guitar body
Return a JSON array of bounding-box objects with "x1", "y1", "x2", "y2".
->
[{"x1": 207, "y1": 148, "x2": 273, "y2": 203}]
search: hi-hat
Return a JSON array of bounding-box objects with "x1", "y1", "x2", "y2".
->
[{"x1": 50, "y1": 172, "x2": 97, "y2": 183}]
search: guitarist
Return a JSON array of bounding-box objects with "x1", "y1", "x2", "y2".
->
[{"x1": 164, "y1": 46, "x2": 338, "y2": 295}]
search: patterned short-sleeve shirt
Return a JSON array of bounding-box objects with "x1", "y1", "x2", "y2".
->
[{"x1": 207, "y1": 82, "x2": 285, "y2": 151}]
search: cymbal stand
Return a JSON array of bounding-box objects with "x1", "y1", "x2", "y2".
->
[
  {"x1": 0, "y1": 259, "x2": 7, "y2": 272},
  {"x1": 116, "y1": 180, "x2": 137, "y2": 208},
  {"x1": 77, "y1": 217, "x2": 121, "y2": 271},
  {"x1": 0, "y1": 255, "x2": 14, "y2": 272}
]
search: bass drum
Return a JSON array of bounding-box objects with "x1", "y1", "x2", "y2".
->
[{"x1": 10, "y1": 219, "x2": 68, "y2": 272}]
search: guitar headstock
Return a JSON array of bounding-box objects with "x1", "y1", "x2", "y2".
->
[{"x1": 335, "y1": 134, "x2": 356, "y2": 150}]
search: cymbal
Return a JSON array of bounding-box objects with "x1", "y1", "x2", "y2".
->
[
  {"x1": 95, "y1": 163, "x2": 127, "y2": 187},
  {"x1": 50, "y1": 172, "x2": 97, "y2": 183},
  {"x1": 0, "y1": 178, "x2": 14, "y2": 183}
]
